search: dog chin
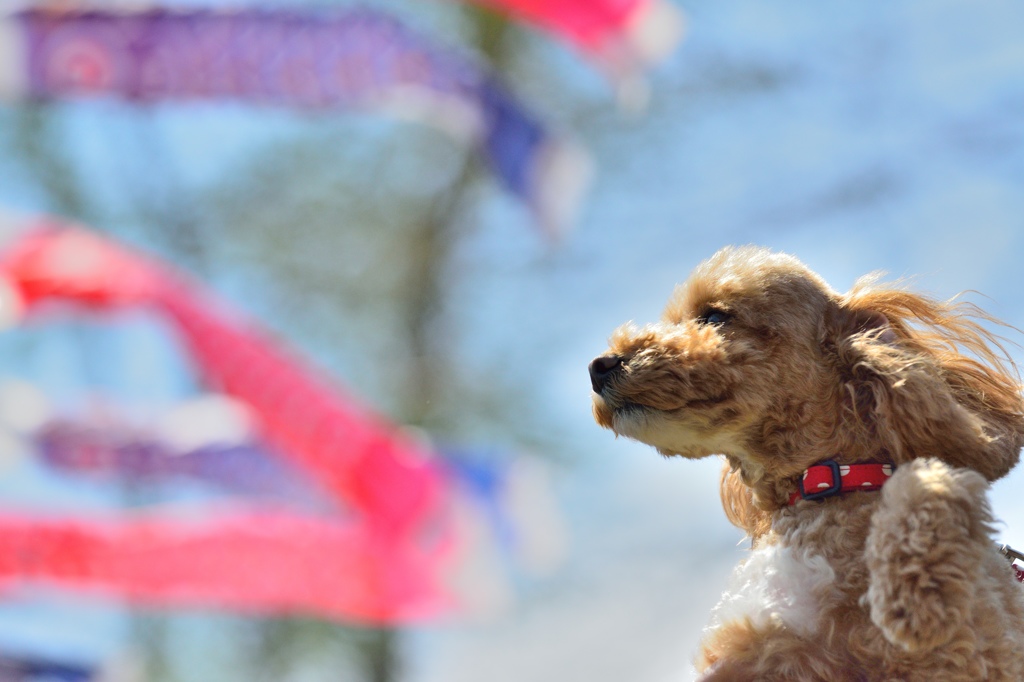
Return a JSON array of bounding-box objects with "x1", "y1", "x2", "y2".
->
[{"x1": 611, "y1": 404, "x2": 720, "y2": 458}]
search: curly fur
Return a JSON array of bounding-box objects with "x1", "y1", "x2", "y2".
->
[{"x1": 590, "y1": 246, "x2": 1024, "y2": 680}]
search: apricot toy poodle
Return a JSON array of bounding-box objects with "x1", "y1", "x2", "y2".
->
[{"x1": 590, "y1": 246, "x2": 1024, "y2": 681}]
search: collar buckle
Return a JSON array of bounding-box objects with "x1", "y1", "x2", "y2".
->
[{"x1": 798, "y1": 459, "x2": 843, "y2": 501}]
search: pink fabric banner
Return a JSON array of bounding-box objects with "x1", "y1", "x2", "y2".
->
[
  {"x1": 0, "y1": 511, "x2": 453, "y2": 622},
  {"x1": 464, "y1": 0, "x2": 684, "y2": 82},
  {"x1": 158, "y1": 289, "x2": 444, "y2": 540}
]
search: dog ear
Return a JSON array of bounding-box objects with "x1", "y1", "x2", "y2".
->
[
  {"x1": 846, "y1": 308, "x2": 898, "y2": 345},
  {"x1": 719, "y1": 460, "x2": 772, "y2": 539},
  {"x1": 828, "y1": 280, "x2": 1024, "y2": 481}
]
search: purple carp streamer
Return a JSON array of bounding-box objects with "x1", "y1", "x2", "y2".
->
[
  {"x1": 0, "y1": 7, "x2": 589, "y2": 235},
  {"x1": 37, "y1": 417, "x2": 334, "y2": 508}
]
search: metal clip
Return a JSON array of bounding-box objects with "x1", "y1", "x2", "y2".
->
[{"x1": 999, "y1": 544, "x2": 1024, "y2": 563}]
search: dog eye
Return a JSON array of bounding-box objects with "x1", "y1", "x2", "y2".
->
[{"x1": 697, "y1": 309, "x2": 731, "y2": 326}]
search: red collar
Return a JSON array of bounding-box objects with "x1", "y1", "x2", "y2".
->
[{"x1": 788, "y1": 460, "x2": 895, "y2": 506}]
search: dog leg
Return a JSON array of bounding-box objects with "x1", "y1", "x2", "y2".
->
[{"x1": 864, "y1": 458, "x2": 990, "y2": 653}]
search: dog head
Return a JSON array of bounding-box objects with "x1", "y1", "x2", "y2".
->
[{"x1": 590, "y1": 246, "x2": 1024, "y2": 525}]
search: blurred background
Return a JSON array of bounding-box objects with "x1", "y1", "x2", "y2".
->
[{"x1": 0, "y1": 0, "x2": 1022, "y2": 680}]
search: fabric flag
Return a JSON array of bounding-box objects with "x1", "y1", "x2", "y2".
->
[
  {"x1": 464, "y1": 0, "x2": 684, "y2": 84},
  {"x1": 0, "y1": 7, "x2": 589, "y2": 236},
  {"x1": 0, "y1": 224, "x2": 444, "y2": 541},
  {"x1": 36, "y1": 418, "x2": 334, "y2": 509},
  {"x1": 158, "y1": 290, "x2": 446, "y2": 540},
  {"x1": 0, "y1": 511, "x2": 454, "y2": 623},
  {"x1": 32, "y1": 411, "x2": 566, "y2": 577},
  {"x1": 0, "y1": 654, "x2": 96, "y2": 682},
  {"x1": 443, "y1": 448, "x2": 567, "y2": 576},
  {"x1": 0, "y1": 218, "x2": 533, "y2": 621}
]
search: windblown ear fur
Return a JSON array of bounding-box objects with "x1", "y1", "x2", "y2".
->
[
  {"x1": 832, "y1": 276, "x2": 1024, "y2": 481},
  {"x1": 720, "y1": 461, "x2": 772, "y2": 540}
]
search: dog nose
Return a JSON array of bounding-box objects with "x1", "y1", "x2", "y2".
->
[{"x1": 589, "y1": 355, "x2": 623, "y2": 393}]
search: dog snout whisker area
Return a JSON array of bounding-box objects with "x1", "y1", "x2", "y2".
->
[{"x1": 589, "y1": 354, "x2": 623, "y2": 393}]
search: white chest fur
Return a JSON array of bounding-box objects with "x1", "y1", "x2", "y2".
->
[{"x1": 705, "y1": 543, "x2": 836, "y2": 638}]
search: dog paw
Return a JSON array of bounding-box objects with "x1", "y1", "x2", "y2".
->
[
  {"x1": 866, "y1": 596, "x2": 959, "y2": 653},
  {"x1": 864, "y1": 459, "x2": 988, "y2": 652}
]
